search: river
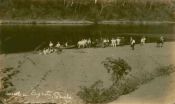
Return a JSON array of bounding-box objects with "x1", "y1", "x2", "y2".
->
[{"x1": 0, "y1": 23, "x2": 175, "y2": 53}]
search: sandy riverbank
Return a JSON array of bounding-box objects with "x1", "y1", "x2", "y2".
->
[
  {"x1": 1, "y1": 42, "x2": 175, "y2": 103},
  {"x1": 109, "y1": 72, "x2": 175, "y2": 104}
]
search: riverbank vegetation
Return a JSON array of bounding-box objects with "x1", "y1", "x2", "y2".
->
[
  {"x1": 0, "y1": 0, "x2": 175, "y2": 22},
  {"x1": 77, "y1": 57, "x2": 175, "y2": 104},
  {"x1": 0, "y1": 67, "x2": 24, "y2": 104}
]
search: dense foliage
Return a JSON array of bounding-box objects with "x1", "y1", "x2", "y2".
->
[
  {"x1": 0, "y1": 67, "x2": 22, "y2": 104},
  {"x1": 102, "y1": 57, "x2": 131, "y2": 82},
  {"x1": 78, "y1": 57, "x2": 132, "y2": 104},
  {"x1": 0, "y1": 0, "x2": 174, "y2": 21},
  {"x1": 77, "y1": 57, "x2": 175, "y2": 104}
]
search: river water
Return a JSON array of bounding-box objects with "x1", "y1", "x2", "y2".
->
[{"x1": 0, "y1": 23, "x2": 175, "y2": 53}]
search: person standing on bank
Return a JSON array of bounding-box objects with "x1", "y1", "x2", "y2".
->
[
  {"x1": 130, "y1": 37, "x2": 133, "y2": 44},
  {"x1": 156, "y1": 36, "x2": 164, "y2": 48},
  {"x1": 49, "y1": 41, "x2": 54, "y2": 53},
  {"x1": 140, "y1": 36, "x2": 146, "y2": 45},
  {"x1": 131, "y1": 39, "x2": 136, "y2": 50},
  {"x1": 160, "y1": 36, "x2": 164, "y2": 47}
]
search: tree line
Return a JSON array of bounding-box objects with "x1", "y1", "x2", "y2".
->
[{"x1": 0, "y1": 0, "x2": 174, "y2": 21}]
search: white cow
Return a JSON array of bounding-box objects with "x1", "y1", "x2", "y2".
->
[
  {"x1": 116, "y1": 38, "x2": 121, "y2": 46},
  {"x1": 49, "y1": 41, "x2": 53, "y2": 48},
  {"x1": 55, "y1": 42, "x2": 61, "y2": 48},
  {"x1": 87, "y1": 38, "x2": 92, "y2": 47},
  {"x1": 111, "y1": 38, "x2": 117, "y2": 47},
  {"x1": 77, "y1": 39, "x2": 88, "y2": 48}
]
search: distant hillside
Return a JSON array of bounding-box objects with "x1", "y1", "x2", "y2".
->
[{"x1": 0, "y1": 0, "x2": 174, "y2": 22}]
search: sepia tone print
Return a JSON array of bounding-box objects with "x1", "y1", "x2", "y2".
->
[{"x1": 0, "y1": 0, "x2": 175, "y2": 104}]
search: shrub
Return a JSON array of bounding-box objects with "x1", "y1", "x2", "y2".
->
[
  {"x1": 77, "y1": 57, "x2": 175, "y2": 104},
  {"x1": 0, "y1": 67, "x2": 24, "y2": 104},
  {"x1": 77, "y1": 80, "x2": 105, "y2": 103},
  {"x1": 102, "y1": 57, "x2": 131, "y2": 83},
  {"x1": 77, "y1": 80, "x2": 121, "y2": 104},
  {"x1": 155, "y1": 64, "x2": 175, "y2": 76}
]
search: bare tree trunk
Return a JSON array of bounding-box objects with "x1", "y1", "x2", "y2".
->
[
  {"x1": 71, "y1": 0, "x2": 74, "y2": 6},
  {"x1": 95, "y1": 0, "x2": 98, "y2": 4},
  {"x1": 99, "y1": 3, "x2": 105, "y2": 15},
  {"x1": 64, "y1": 0, "x2": 66, "y2": 6},
  {"x1": 0, "y1": 59, "x2": 3, "y2": 90},
  {"x1": 99, "y1": 2, "x2": 109, "y2": 16}
]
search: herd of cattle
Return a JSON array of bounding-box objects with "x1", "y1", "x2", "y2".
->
[
  {"x1": 77, "y1": 37, "x2": 125, "y2": 48},
  {"x1": 40, "y1": 36, "x2": 164, "y2": 55}
]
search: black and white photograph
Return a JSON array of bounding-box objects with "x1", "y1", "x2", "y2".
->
[{"x1": 0, "y1": 0, "x2": 175, "y2": 104}]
